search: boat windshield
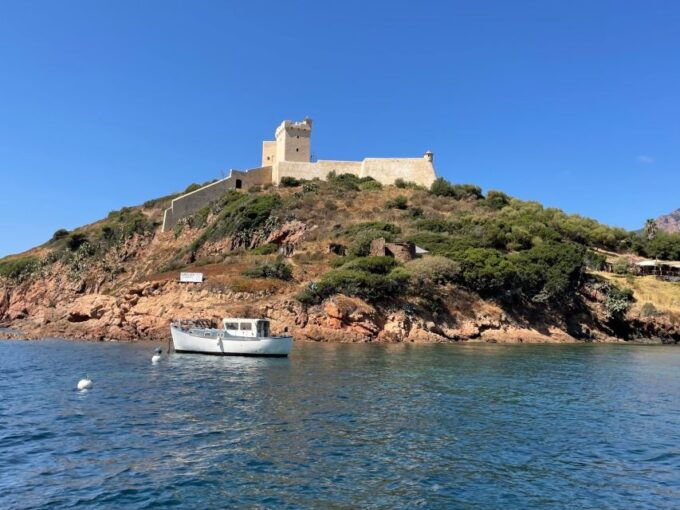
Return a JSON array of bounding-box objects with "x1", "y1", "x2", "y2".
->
[{"x1": 257, "y1": 321, "x2": 270, "y2": 337}]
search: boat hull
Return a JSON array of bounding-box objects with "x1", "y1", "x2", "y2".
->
[{"x1": 170, "y1": 326, "x2": 293, "y2": 357}]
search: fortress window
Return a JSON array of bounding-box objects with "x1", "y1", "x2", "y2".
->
[{"x1": 296, "y1": 148, "x2": 299, "y2": 152}]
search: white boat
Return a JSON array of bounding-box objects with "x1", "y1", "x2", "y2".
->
[{"x1": 170, "y1": 318, "x2": 293, "y2": 357}]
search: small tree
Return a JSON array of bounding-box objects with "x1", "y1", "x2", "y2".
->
[
  {"x1": 644, "y1": 219, "x2": 658, "y2": 241},
  {"x1": 280, "y1": 176, "x2": 301, "y2": 187},
  {"x1": 385, "y1": 195, "x2": 408, "y2": 210},
  {"x1": 51, "y1": 229, "x2": 69, "y2": 242},
  {"x1": 242, "y1": 258, "x2": 293, "y2": 280},
  {"x1": 66, "y1": 233, "x2": 89, "y2": 251}
]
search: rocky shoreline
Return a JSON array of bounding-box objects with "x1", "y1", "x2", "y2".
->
[
  {"x1": 2, "y1": 186, "x2": 679, "y2": 347},
  {"x1": 3, "y1": 277, "x2": 678, "y2": 345}
]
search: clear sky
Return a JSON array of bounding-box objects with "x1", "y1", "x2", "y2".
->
[{"x1": 1, "y1": 0, "x2": 679, "y2": 257}]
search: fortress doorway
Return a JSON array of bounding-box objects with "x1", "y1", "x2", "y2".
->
[{"x1": 235, "y1": 179, "x2": 242, "y2": 189}]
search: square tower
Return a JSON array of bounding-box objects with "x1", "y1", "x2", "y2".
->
[
  {"x1": 261, "y1": 141, "x2": 276, "y2": 166},
  {"x1": 275, "y1": 118, "x2": 312, "y2": 162}
]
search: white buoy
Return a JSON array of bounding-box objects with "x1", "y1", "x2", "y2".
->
[
  {"x1": 77, "y1": 378, "x2": 92, "y2": 390},
  {"x1": 151, "y1": 354, "x2": 161, "y2": 363}
]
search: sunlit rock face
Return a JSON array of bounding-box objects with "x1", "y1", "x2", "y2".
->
[{"x1": 656, "y1": 208, "x2": 680, "y2": 233}]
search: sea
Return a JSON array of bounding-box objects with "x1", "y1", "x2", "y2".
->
[{"x1": 0, "y1": 339, "x2": 678, "y2": 509}]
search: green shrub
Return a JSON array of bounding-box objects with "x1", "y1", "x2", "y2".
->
[
  {"x1": 359, "y1": 179, "x2": 382, "y2": 191},
  {"x1": 408, "y1": 207, "x2": 424, "y2": 218},
  {"x1": 385, "y1": 195, "x2": 408, "y2": 210},
  {"x1": 453, "y1": 184, "x2": 483, "y2": 200},
  {"x1": 142, "y1": 191, "x2": 181, "y2": 209},
  {"x1": 341, "y1": 256, "x2": 398, "y2": 275},
  {"x1": 184, "y1": 183, "x2": 202, "y2": 194},
  {"x1": 242, "y1": 258, "x2": 293, "y2": 280},
  {"x1": 415, "y1": 219, "x2": 455, "y2": 234},
  {"x1": 405, "y1": 256, "x2": 461, "y2": 286},
  {"x1": 430, "y1": 178, "x2": 483, "y2": 200},
  {"x1": 169, "y1": 192, "x2": 282, "y2": 262},
  {"x1": 407, "y1": 232, "x2": 477, "y2": 256},
  {"x1": 346, "y1": 222, "x2": 401, "y2": 236},
  {"x1": 330, "y1": 255, "x2": 358, "y2": 268},
  {"x1": 326, "y1": 172, "x2": 379, "y2": 192},
  {"x1": 0, "y1": 256, "x2": 39, "y2": 281},
  {"x1": 612, "y1": 258, "x2": 632, "y2": 275},
  {"x1": 202, "y1": 193, "x2": 282, "y2": 243},
  {"x1": 641, "y1": 302, "x2": 660, "y2": 317},
  {"x1": 297, "y1": 268, "x2": 407, "y2": 304},
  {"x1": 252, "y1": 243, "x2": 279, "y2": 255},
  {"x1": 302, "y1": 182, "x2": 319, "y2": 193},
  {"x1": 394, "y1": 178, "x2": 425, "y2": 190},
  {"x1": 584, "y1": 250, "x2": 607, "y2": 270},
  {"x1": 102, "y1": 208, "x2": 155, "y2": 242},
  {"x1": 188, "y1": 205, "x2": 210, "y2": 229},
  {"x1": 66, "y1": 233, "x2": 89, "y2": 251},
  {"x1": 646, "y1": 233, "x2": 680, "y2": 261},
  {"x1": 173, "y1": 222, "x2": 184, "y2": 238},
  {"x1": 484, "y1": 190, "x2": 511, "y2": 210},
  {"x1": 603, "y1": 283, "x2": 634, "y2": 320},
  {"x1": 280, "y1": 176, "x2": 302, "y2": 187},
  {"x1": 248, "y1": 185, "x2": 262, "y2": 193},
  {"x1": 510, "y1": 243, "x2": 586, "y2": 304},
  {"x1": 453, "y1": 248, "x2": 517, "y2": 296},
  {"x1": 50, "y1": 229, "x2": 69, "y2": 242}
]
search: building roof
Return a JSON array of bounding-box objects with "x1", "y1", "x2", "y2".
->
[{"x1": 635, "y1": 259, "x2": 680, "y2": 268}]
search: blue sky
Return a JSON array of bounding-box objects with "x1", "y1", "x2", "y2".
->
[{"x1": 1, "y1": 0, "x2": 679, "y2": 257}]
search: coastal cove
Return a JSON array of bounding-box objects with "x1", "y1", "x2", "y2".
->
[{"x1": 1, "y1": 339, "x2": 678, "y2": 509}]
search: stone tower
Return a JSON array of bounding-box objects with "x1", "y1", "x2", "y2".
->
[{"x1": 274, "y1": 117, "x2": 312, "y2": 163}]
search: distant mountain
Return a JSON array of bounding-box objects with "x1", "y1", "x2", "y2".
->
[{"x1": 656, "y1": 209, "x2": 680, "y2": 233}]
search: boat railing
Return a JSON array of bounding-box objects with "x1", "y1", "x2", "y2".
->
[{"x1": 172, "y1": 319, "x2": 215, "y2": 331}]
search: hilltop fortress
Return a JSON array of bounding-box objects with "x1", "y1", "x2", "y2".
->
[{"x1": 162, "y1": 118, "x2": 436, "y2": 231}]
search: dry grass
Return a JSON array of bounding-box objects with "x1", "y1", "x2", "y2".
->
[
  {"x1": 596, "y1": 272, "x2": 680, "y2": 314},
  {"x1": 228, "y1": 277, "x2": 287, "y2": 294}
]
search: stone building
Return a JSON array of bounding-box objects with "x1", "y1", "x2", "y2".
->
[{"x1": 162, "y1": 118, "x2": 437, "y2": 231}]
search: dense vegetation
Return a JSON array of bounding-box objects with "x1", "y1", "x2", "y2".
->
[
  {"x1": 0, "y1": 256, "x2": 39, "y2": 282},
  {"x1": 281, "y1": 175, "x2": 680, "y2": 310},
  {"x1": 4, "y1": 171, "x2": 679, "y2": 328},
  {"x1": 242, "y1": 258, "x2": 293, "y2": 281}
]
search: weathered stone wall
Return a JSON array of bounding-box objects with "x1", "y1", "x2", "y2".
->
[
  {"x1": 370, "y1": 238, "x2": 416, "y2": 262},
  {"x1": 361, "y1": 157, "x2": 436, "y2": 187},
  {"x1": 272, "y1": 157, "x2": 435, "y2": 187},
  {"x1": 273, "y1": 160, "x2": 362, "y2": 183},
  {"x1": 261, "y1": 141, "x2": 276, "y2": 167},
  {"x1": 161, "y1": 166, "x2": 272, "y2": 232}
]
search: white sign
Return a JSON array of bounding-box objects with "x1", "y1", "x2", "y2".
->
[{"x1": 180, "y1": 272, "x2": 203, "y2": 283}]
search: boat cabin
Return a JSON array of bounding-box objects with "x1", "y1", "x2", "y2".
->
[{"x1": 222, "y1": 318, "x2": 270, "y2": 338}]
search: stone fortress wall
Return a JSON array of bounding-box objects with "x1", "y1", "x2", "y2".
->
[
  {"x1": 162, "y1": 167, "x2": 271, "y2": 231},
  {"x1": 162, "y1": 118, "x2": 436, "y2": 232}
]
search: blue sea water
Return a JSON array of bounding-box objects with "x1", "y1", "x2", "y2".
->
[{"x1": 0, "y1": 340, "x2": 678, "y2": 509}]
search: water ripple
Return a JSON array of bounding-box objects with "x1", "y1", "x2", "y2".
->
[{"x1": 0, "y1": 340, "x2": 679, "y2": 509}]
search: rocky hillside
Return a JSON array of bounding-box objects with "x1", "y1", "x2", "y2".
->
[
  {"x1": 1, "y1": 175, "x2": 679, "y2": 344},
  {"x1": 656, "y1": 208, "x2": 680, "y2": 234}
]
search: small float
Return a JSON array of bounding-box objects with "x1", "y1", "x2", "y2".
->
[{"x1": 170, "y1": 318, "x2": 293, "y2": 357}]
